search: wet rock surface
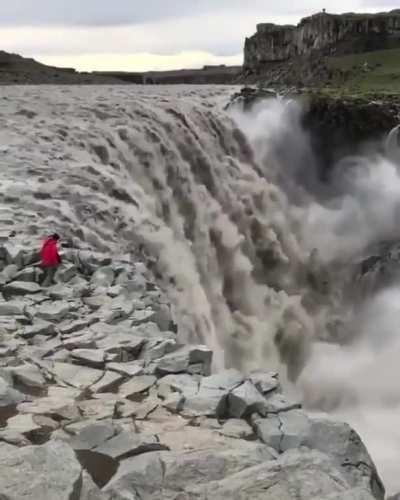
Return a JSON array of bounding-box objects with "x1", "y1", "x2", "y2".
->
[{"x1": 0, "y1": 243, "x2": 384, "y2": 499}]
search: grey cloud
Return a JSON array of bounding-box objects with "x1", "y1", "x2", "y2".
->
[{"x1": 0, "y1": 0, "x2": 271, "y2": 26}]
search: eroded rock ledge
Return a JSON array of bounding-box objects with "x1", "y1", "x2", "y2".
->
[{"x1": 0, "y1": 244, "x2": 384, "y2": 499}]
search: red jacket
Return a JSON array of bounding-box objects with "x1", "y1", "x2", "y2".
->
[{"x1": 40, "y1": 238, "x2": 61, "y2": 267}]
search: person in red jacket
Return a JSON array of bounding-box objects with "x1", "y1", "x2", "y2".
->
[{"x1": 40, "y1": 233, "x2": 61, "y2": 286}]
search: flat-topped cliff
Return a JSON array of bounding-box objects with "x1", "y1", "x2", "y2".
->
[{"x1": 244, "y1": 10, "x2": 400, "y2": 74}]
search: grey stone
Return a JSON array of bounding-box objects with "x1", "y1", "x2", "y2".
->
[
  {"x1": 104, "y1": 451, "x2": 168, "y2": 498},
  {"x1": 83, "y1": 295, "x2": 112, "y2": 310},
  {"x1": 0, "y1": 378, "x2": 25, "y2": 422},
  {"x1": 107, "y1": 361, "x2": 144, "y2": 377},
  {"x1": 96, "y1": 333, "x2": 145, "y2": 359},
  {"x1": 249, "y1": 371, "x2": 280, "y2": 395},
  {"x1": 0, "y1": 440, "x2": 82, "y2": 500},
  {"x1": 152, "y1": 345, "x2": 212, "y2": 376},
  {"x1": 253, "y1": 412, "x2": 284, "y2": 447},
  {"x1": 186, "y1": 448, "x2": 376, "y2": 500},
  {"x1": 0, "y1": 264, "x2": 19, "y2": 283},
  {"x1": 71, "y1": 348, "x2": 105, "y2": 368},
  {"x1": 262, "y1": 392, "x2": 301, "y2": 414},
  {"x1": 54, "y1": 263, "x2": 77, "y2": 283},
  {"x1": 219, "y1": 419, "x2": 255, "y2": 440},
  {"x1": 91, "y1": 266, "x2": 115, "y2": 288},
  {"x1": 91, "y1": 370, "x2": 124, "y2": 393},
  {"x1": 0, "y1": 301, "x2": 26, "y2": 316},
  {"x1": 119, "y1": 375, "x2": 157, "y2": 399},
  {"x1": 139, "y1": 338, "x2": 177, "y2": 364},
  {"x1": 0, "y1": 243, "x2": 25, "y2": 267},
  {"x1": 19, "y1": 320, "x2": 56, "y2": 338},
  {"x1": 158, "y1": 373, "x2": 199, "y2": 398},
  {"x1": 69, "y1": 421, "x2": 118, "y2": 450},
  {"x1": 14, "y1": 266, "x2": 38, "y2": 282},
  {"x1": 200, "y1": 369, "x2": 244, "y2": 392},
  {"x1": 45, "y1": 283, "x2": 74, "y2": 300},
  {"x1": 130, "y1": 308, "x2": 157, "y2": 326},
  {"x1": 10, "y1": 363, "x2": 47, "y2": 393},
  {"x1": 35, "y1": 300, "x2": 70, "y2": 322},
  {"x1": 3, "y1": 281, "x2": 41, "y2": 296},
  {"x1": 59, "y1": 317, "x2": 95, "y2": 335},
  {"x1": 0, "y1": 429, "x2": 31, "y2": 447},
  {"x1": 80, "y1": 470, "x2": 111, "y2": 500},
  {"x1": 181, "y1": 387, "x2": 227, "y2": 418},
  {"x1": 227, "y1": 381, "x2": 267, "y2": 418},
  {"x1": 94, "y1": 431, "x2": 168, "y2": 460},
  {"x1": 5, "y1": 413, "x2": 42, "y2": 436},
  {"x1": 78, "y1": 397, "x2": 117, "y2": 421},
  {"x1": 63, "y1": 330, "x2": 97, "y2": 350},
  {"x1": 50, "y1": 362, "x2": 104, "y2": 389}
]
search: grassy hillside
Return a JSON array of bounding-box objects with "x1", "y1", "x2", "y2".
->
[{"x1": 326, "y1": 47, "x2": 400, "y2": 93}]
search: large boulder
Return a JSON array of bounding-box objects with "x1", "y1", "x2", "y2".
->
[
  {"x1": 252, "y1": 411, "x2": 384, "y2": 499},
  {"x1": 0, "y1": 440, "x2": 82, "y2": 500},
  {"x1": 186, "y1": 448, "x2": 378, "y2": 500}
]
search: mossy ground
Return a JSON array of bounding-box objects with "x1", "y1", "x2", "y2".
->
[{"x1": 325, "y1": 47, "x2": 400, "y2": 95}]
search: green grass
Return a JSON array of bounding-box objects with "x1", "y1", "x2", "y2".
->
[
  {"x1": 327, "y1": 47, "x2": 400, "y2": 92},
  {"x1": 325, "y1": 47, "x2": 400, "y2": 93}
]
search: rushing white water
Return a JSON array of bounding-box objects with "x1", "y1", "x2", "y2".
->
[{"x1": 0, "y1": 85, "x2": 399, "y2": 493}]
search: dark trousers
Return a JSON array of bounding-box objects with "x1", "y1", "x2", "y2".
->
[{"x1": 42, "y1": 266, "x2": 57, "y2": 287}]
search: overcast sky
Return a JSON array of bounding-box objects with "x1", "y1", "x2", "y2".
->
[{"x1": 0, "y1": 0, "x2": 397, "y2": 71}]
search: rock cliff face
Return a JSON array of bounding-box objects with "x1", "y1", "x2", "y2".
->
[{"x1": 244, "y1": 10, "x2": 400, "y2": 73}]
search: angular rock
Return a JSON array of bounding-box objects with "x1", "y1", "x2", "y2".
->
[
  {"x1": 0, "y1": 264, "x2": 19, "y2": 283},
  {"x1": 262, "y1": 392, "x2": 301, "y2": 414},
  {"x1": 91, "y1": 266, "x2": 115, "y2": 288},
  {"x1": 80, "y1": 470, "x2": 111, "y2": 500},
  {"x1": 50, "y1": 362, "x2": 104, "y2": 389},
  {"x1": 249, "y1": 371, "x2": 280, "y2": 395},
  {"x1": 152, "y1": 345, "x2": 212, "y2": 376},
  {"x1": 96, "y1": 333, "x2": 145, "y2": 360},
  {"x1": 0, "y1": 300, "x2": 26, "y2": 316},
  {"x1": 63, "y1": 331, "x2": 97, "y2": 350},
  {"x1": 94, "y1": 431, "x2": 168, "y2": 460},
  {"x1": 35, "y1": 300, "x2": 70, "y2": 322},
  {"x1": 227, "y1": 381, "x2": 267, "y2": 418},
  {"x1": 0, "y1": 440, "x2": 82, "y2": 500},
  {"x1": 3, "y1": 281, "x2": 41, "y2": 296},
  {"x1": 181, "y1": 387, "x2": 226, "y2": 418},
  {"x1": 130, "y1": 308, "x2": 157, "y2": 326},
  {"x1": 54, "y1": 263, "x2": 77, "y2": 283},
  {"x1": 78, "y1": 397, "x2": 117, "y2": 421},
  {"x1": 70, "y1": 348, "x2": 105, "y2": 368},
  {"x1": 19, "y1": 320, "x2": 55, "y2": 338},
  {"x1": 68, "y1": 421, "x2": 118, "y2": 450},
  {"x1": 45, "y1": 284, "x2": 74, "y2": 300},
  {"x1": 91, "y1": 370, "x2": 124, "y2": 393},
  {"x1": 252, "y1": 414, "x2": 283, "y2": 451},
  {"x1": 10, "y1": 363, "x2": 47, "y2": 393},
  {"x1": 5, "y1": 413, "x2": 42, "y2": 436},
  {"x1": 201, "y1": 369, "x2": 244, "y2": 392},
  {"x1": 14, "y1": 266, "x2": 38, "y2": 283},
  {"x1": 0, "y1": 378, "x2": 25, "y2": 424},
  {"x1": 139, "y1": 338, "x2": 178, "y2": 364},
  {"x1": 158, "y1": 373, "x2": 199, "y2": 398},
  {"x1": 107, "y1": 361, "x2": 144, "y2": 377},
  {"x1": 104, "y1": 451, "x2": 168, "y2": 497},
  {"x1": 119, "y1": 375, "x2": 157, "y2": 399},
  {"x1": 59, "y1": 317, "x2": 95, "y2": 335},
  {"x1": 219, "y1": 419, "x2": 255, "y2": 440},
  {"x1": 186, "y1": 448, "x2": 377, "y2": 500}
]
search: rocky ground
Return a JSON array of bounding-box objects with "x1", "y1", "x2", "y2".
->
[{"x1": 0, "y1": 242, "x2": 385, "y2": 499}]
